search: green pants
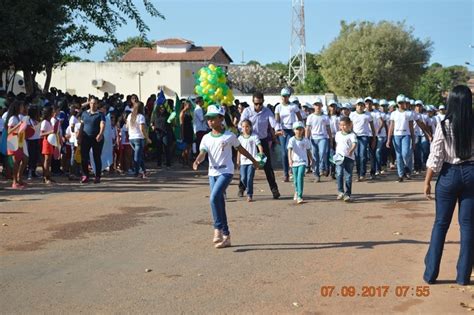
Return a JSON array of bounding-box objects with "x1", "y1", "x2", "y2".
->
[{"x1": 292, "y1": 165, "x2": 306, "y2": 199}]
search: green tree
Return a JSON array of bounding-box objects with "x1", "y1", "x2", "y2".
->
[
  {"x1": 246, "y1": 60, "x2": 261, "y2": 66},
  {"x1": 105, "y1": 36, "x2": 153, "y2": 61},
  {"x1": 0, "y1": 0, "x2": 164, "y2": 94},
  {"x1": 294, "y1": 53, "x2": 327, "y2": 94},
  {"x1": 319, "y1": 21, "x2": 432, "y2": 98},
  {"x1": 266, "y1": 62, "x2": 287, "y2": 73},
  {"x1": 412, "y1": 63, "x2": 469, "y2": 105}
]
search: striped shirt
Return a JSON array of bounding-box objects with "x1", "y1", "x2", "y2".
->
[{"x1": 426, "y1": 120, "x2": 474, "y2": 173}]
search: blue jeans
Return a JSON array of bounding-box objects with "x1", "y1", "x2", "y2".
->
[
  {"x1": 355, "y1": 136, "x2": 369, "y2": 177},
  {"x1": 336, "y1": 157, "x2": 355, "y2": 196},
  {"x1": 209, "y1": 173, "x2": 233, "y2": 236},
  {"x1": 376, "y1": 136, "x2": 387, "y2": 172},
  {"x1": 240, "y1": 164, "x2": 255, "y2": 197},
  {"x1": 311, "y1": 138, "x2": 329, "y2": 177},
  {"x1": 130, "y1": 138, "x2": 146, "y2": 175},
  {"x1": 393, "y1": 135, "x2": 413, "y2": 178},
  {"x1": 278, "y1": 129, "x2": 294, "y2": 177},
  {"x1": 368, "y1": 136, "x2": 377, "y2": 176},
  {"x1": 424, "y1": 163, "x2": 474, "y2": 285},
  {"x1": 421, "y1": 137, "x2": 430, "y2": 167},
  {"x1": 414, "y1": 135, "x2": 423, "y2": 172}
]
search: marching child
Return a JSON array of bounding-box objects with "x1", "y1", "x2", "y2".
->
[
  {"x1": 193, "y1": 105, "x2": 259, "y2": 249},
  {"x1": 237, "y1": 119, "x2": 264, "y2": 202},
  {"x1": 40, "y1": 106, "x2": 54, "y2": 184},
  {"x1": 288, "y1": 121, "x2": 312, "y2": 204},
  {"x1": 334, "y1": 117, "x2": 358, "y2": 202}
]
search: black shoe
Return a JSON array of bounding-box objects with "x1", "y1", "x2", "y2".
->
[
  {"x1": 397, "y1": 177, "x2": 404, "y2": 183},
  {"x1": 238, "y1": 189, "x2": 244, "y2": 198},
  {"x1": 272, "y1": 189, "x2": 281, "y2": 199},
  {"x1": 405, "y1": 173, "x2": 412, "y2": 180}
]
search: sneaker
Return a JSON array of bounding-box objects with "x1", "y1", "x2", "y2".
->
[
  {"x1": 331, "y1": 174, "x2": 336, "y2": 180},
  {"x1": 297, "y1": 198, "x2": 304, "y2": 204},
  {"x1": 94, "y1": 177, "x2": 101, "y2": 184},
  {"x1": 397, "y1": 177, "x2": 404, "y2": 183},
  {"x1": 314, "y1": 176, "x2": 321, "y2": 183},
  {"x1": 11, "y1": 183, "x2": 25, "y2": 190},
  {"x1": 81, "y1": 176, "x2": 89, "y2": 184},
  {"x1": 324, "y1": 170, "x2": 330, "y2": 177},
  {"x1": 283, "y1": 176, "x2": 290, "y2": 182},
  {"x1": 356, "y1": 176, "x2": 365, "y2": 182},
  {"x1": 380, "y1": 170, "x2": 386, "y2": 175},
  {"x1": 337, "y1": 192, "x2": 344, "y2": 200},
  {"x1": 27, "y1": 171, "x2": 33, "y2": 181},
  {"x1": 294, "y1": 192, "x2": 298, "y2": 201},
  {"x1": 272, "y1": 189, "x2": 281, "y2": 199},
  {"x1": 247, "y1": 196, "x2": 253, "y2": 202},
  {"x1": 238, "y1": 189, "x2": 244, "y2": 198},
  {"x1": 369, "y1": 175, "x2": 375, "y2": 180},
  {"x1": 215, "y1": 235, "x2": 231, "y2": 248},
  {"x1": 343, "y1": 195, "x2": 351, "y2": 202},
  {"x1": 375, "y1": 172, "x2": 380, "y2": 176},
  {"x1": 213, "y1": 229, "x2": 223, "y2": 244},
  {"x1": 405, "y1": 174, "x2": 412, "y2": 180}
]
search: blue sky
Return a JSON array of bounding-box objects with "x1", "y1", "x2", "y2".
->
[{"x1": 77, "y1": 0, "x2": 474, "y2": 68}]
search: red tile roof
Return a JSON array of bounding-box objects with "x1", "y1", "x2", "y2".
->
[
  {"x1": 155, "y1": 38, "x2": 194, "y2": 46},
  {"x1": 122, "y1": 46, "x2": 233, "y2": 63}
]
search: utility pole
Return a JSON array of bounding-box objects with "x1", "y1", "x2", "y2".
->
[{"x1": 288, "y1": 0, "x2": 306, "y2": 85}]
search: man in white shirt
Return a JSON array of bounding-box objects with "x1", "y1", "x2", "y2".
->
[
  {"x1": 349, "y1": 98, "x2": 376, "y2": 181},
  {"x1": 387, "y1": 95, "x2": 416, "y2": 182},
  {"x1": 365, "y1": 97, "x2": 384, "y2": 179}
]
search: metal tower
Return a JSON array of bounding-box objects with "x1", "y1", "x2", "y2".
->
[{"x1": 288, "y1": 0, "x2": 306, "y2": 85}]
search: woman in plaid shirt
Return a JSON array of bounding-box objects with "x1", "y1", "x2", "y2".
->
[{"x1": 423, "y1": 85, "x2": 474, "y2": 286}]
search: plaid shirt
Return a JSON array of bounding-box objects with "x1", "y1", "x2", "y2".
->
[{"x1": 427, "y1": 120, "x2": 474, "y2": 173}]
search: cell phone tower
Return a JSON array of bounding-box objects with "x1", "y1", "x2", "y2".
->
[{"x1": 288, "y1": 0, "x2": 306, "y2": 85}]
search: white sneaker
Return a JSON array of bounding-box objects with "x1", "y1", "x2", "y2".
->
[
  {"x1": 215, "y1": 235, "x2": 231, "y2": 248},
  {"x1": 297, "y1": 198, "x2": 304, "y2": 204},
  {"x1": 343, "y1": 195, "x2": 351, "y2": 202},
  {"x1": 337, "y1": 193, "x2": 344, "y2": 200},
  {"x1": 213, "y1": 229, "x2": 223, "y2": 243},
  {"x1": 293, "y1": 192, "x2": 297, "y2": 200}
]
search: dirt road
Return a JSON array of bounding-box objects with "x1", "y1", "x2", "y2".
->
[{"x1": 1, "y1": 168, "x2": 473, "y2": 314}]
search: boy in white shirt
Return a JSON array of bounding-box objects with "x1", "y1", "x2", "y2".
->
[
  {"x1": 194, "y1": 105, "x2": 259, "y2": 249},
  {"x1": 335, "y1": 117, "x2": 358, "y2": 202},
  {"x1": 288, "y1": 121, "x2": 312, "y2": 204}
]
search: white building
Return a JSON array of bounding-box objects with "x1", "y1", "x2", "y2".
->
[{"x1": 4, "y1": 38, "x2": 233, "y2": 99}]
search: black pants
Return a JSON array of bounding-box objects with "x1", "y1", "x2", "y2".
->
[
  {"x1": 26, "y1": 139, "x2": 40, "y2": 173},
  {"x1": 81, "y1": 134, "x2": 104, "y2": 178},
  {"x1": 156, "y1": 133, "x2": 171, "y2": 167},
  {"x1": 239, "y1": 139, "x2": 278, "y2": 193}
]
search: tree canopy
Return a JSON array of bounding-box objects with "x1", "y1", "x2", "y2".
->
[
  {"x1": 0, "y1": 0, "x2": 164, "y2": 93},
  {"x1": 412, "y1": 63, "x2": 469, "y2": 105},
  {"x1": 319, "y1": 21, "x2": 432, "y2": 98},
  {"x1": 105, "y1": 36, "x2": 153, "y2": 62}
]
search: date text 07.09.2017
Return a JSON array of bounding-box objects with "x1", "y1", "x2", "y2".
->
[{"x1": 320, "y1": 285, "x2": 430, "y2": 298}]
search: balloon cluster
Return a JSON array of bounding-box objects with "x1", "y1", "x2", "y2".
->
[{"x1": 194, "y1": 64, "x2": 234, "y2": 107}]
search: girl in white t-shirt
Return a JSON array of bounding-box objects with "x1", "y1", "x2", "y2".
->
[
  {"x1": 288, "y1": 121, "x2": 312, "y2": 204},
  {"x1": 193, "y1": 105, "x2": 259, "y2": 249},
  {"x1": 6, "y1": 101, "x2": 27, "y2": 189},
  {"x1": 237, "y1": 120, "x2": 264, "y2": 202},
  {"x1": 40, "y1": 106, "x2": 55, "y2": 184},
  {"x1": 126, "y1": 102, "x2": 151, "y2": 178}
]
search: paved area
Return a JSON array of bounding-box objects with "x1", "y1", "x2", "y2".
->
[{"x1": 1, "y1": 167, "x2": 473, "y2": 314}]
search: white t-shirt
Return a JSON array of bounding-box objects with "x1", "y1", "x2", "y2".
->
[
  {"x1": 287, "y1": 136, "x2": 311, "y2": 167},
  {"x1": 200, "y1": 131, "x2": 241, "y2": 176},
  {"x1": 69, "y1": 115, "x2": 79, "y2": 130},
  {"x1": 435, "y1": 114, "x2": 445, "y2": 124},
  {"x1": 368, "y1": 110, "x2": 383, "y2": 136},
  {"x1": 238, "y1": 134, "x2": 260, "y2": 165},
  {"x1": 127, "y1": 113, "x2": 146, "y2": 140},
  {"x1": 329, "y1": 115, "x2": 340, "y2": 135},
  {"x1": 377, "y1": 112, "x2": 389, "y2": 137},
  {"x1": 40, "y1": 120, "x2": 53, "y2": 135},
  {"x1": 390, "y1": 110, "x2": 414, "y2": 136},
  {"x1": 306, "y1": 113, "x2": 330, "y2": 139},
  {"x1": 27, "y1": 119, "x2": 41, "y2": 140},
  {"x1": 335, "y1": 131, "x2": 358, "y2": 160},
  {"x1": 193, "y1": 105, "x2": 208, "y2": 133},
  {"x1": 349, "y1": 111, "x2": 373, "y2": 137},
  {"x1": 8, "y1": 116, "x2": 20, "y2": 128},
  {"x1": 275, "y1": 103, "x2": 300, "y2": 130}
]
